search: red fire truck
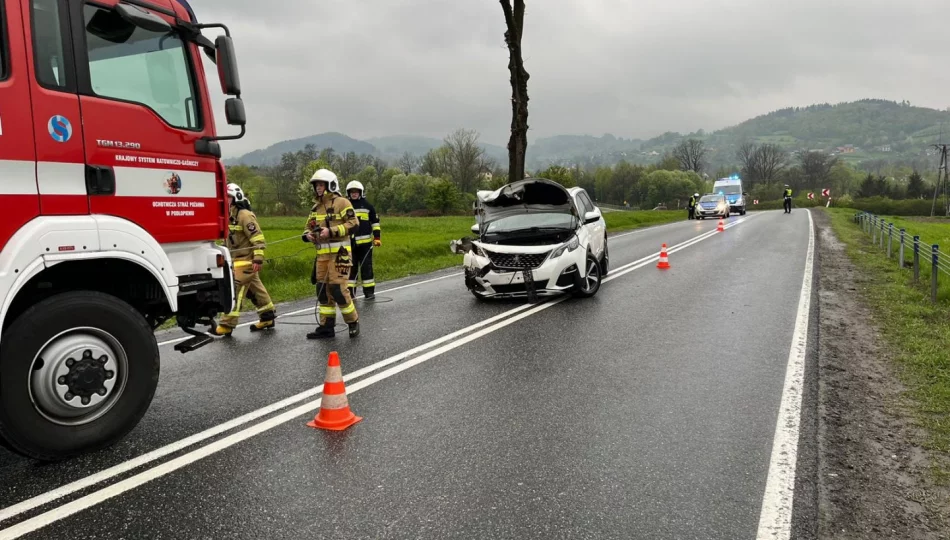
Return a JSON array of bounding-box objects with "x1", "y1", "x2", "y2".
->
[{"x1": 0, "y1": 0, "x2": 245, "y2": 460}]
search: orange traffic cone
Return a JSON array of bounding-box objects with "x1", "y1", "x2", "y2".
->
[
  {"x1": 717, "y1": 218, "x2": 725, "y2": 232},
  {"x1": 307, "y1": 351, "x2": 362, "y2": 431},
  {"x1": 657, "y1": 243, "x2": 670, "y2": 269}
]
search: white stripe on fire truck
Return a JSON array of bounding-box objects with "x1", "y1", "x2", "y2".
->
[
  {"x1": 0, "y1": 161, "x2": 217, "y2": 197},
  {"x1": 0, "y1": 160, "x2": 39, "y2": 195},
  {"x1": 113, "y1": 167, "x2": 216, "y2": 198},
  {"x1": 37, "y1": 162, "x2": 87, "y2": 195}
]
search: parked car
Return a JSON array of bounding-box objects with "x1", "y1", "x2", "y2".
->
[
  {"x1": 694, "y1": 193, "x2": 730, "y2": 219},
  {"x1": 450, "y1": 178, "x2": 608, "y2": 300}
]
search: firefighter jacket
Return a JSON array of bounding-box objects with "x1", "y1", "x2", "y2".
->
[
  {"x1": 227, "y1": 207, "x2": 266, "y2": 266},
  {"x1": 301, "y1": 193, "x2": 359, "y2": 259},
  {"x1": 349, "y1": 197, "x2": 381, "y2": 246}
]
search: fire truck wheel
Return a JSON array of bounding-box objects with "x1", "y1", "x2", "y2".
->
[{"x1": 0, "y1": 291, "x2": 159, "y2": 461}]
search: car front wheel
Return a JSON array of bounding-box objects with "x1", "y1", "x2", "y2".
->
[{"x1": 573, "y1": 253, "x2": 602, "y2": 298}]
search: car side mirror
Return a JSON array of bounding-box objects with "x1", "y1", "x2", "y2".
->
[
  {"x1": 743, "y1": 192, "x2": 749, "y2": 196},
  {"x1": 584, "y1": 210, "x2": 601, "y2": 224}
]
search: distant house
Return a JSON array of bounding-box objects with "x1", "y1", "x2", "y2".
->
[
  {"x1": 836, "y1": 144, "x2": 855, "y2": 154},
  {"x1": 877, "y1": 145, "x2": 892, "y2": 152}
]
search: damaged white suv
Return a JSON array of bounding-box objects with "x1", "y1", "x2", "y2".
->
[{"x1": 450, "y1": 178, "x2": 608, "y2": 300}]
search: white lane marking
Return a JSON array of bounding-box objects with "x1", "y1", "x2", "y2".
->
[
  {"x1": 0, "y1": 299, "x2": 564, "y2": 540},
  {"x1": 755, "y1": 209, "x2": 814, "y2": 540},
  {"x1": 0, "y1": 215, "x2": 762, "y2": 536},
  {"x1": 157, "y1": 271, "x2": 464, "y2": 347},
  {"x1": 0, "y1": 301, "x2": 536, "y2": 524}
]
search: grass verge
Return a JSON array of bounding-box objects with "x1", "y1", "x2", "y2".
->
[{"x1": 825, "y1": 208, "x2": 950, "y2": 475}]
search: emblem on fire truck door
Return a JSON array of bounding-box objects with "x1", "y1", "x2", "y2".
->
[
  {"x1": 48, "y1": 115, "x2": 73, "y2": 143},
  {"x1": 163, "y1": 172, "x2": 183, "y2": 195}
]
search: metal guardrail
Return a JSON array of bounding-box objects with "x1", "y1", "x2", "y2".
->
[{"x1": 853, "y1": 212, "x2": 950, "y2": 303}]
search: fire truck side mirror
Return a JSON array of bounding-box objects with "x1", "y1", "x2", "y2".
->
[
  {"x1": 215, "y1": 35, "x2": 241, "y2": 96},
  {"x1": 225, "y1": 98, "x2": 246, "y2": 127},
  {"x1": 115, "y1": 4, "x2": 171, "y2": 33}
]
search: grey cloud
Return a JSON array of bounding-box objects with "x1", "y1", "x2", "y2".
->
[{"x1": 186, "y1": 0, "x2": 950, "y2": 157}]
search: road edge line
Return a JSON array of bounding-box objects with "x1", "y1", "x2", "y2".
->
[{"x1": 755, "y1": 209, "x2": 815, "y2": 539}]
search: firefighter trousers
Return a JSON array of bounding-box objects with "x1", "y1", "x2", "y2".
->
[
  {"x1": 348, "y1": 243, "x2": 375, "y2": 294},
  {"x1": 220, "y1": 262, "x2": 275, "y2": 328},
  {"x1": 314, "y1": 255, "x2": 358, "y2": 326}
]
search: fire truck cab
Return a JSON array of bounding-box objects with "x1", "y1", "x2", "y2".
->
[{"x1": 0, "y1": 0, "x2": 245, "y2": 460}]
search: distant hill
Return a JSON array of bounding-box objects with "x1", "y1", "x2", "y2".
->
[
  {"x1": 230, "y1": 133, "x2": 509, "y2": 167},
  {"x1": 638, "y1": 99, "x2": 950, "y2": 171},
  {"x1": 227, "y1": 132, "x2": 376, "y2": 167},
  {"x1": 228, "y1": 99, "x2": 950, "y2": 170}
]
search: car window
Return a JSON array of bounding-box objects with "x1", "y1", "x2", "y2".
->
[
  {"x1": 83, "y1": 4, "x2": 200, "y2": 130},
  {"x1": 31, "y1": 0, "x2": 69, "y2": 89},
  {"x1": 579, "y1": 192, "x2": 596, "y2": 215},
  {"x1": 575, "y1": 193, "x2": 591, "y2": 215},
  {"x1": 700, "y1": 195, "x2": 722, "y2": 203},
  {"x1": 485, "y1": 213, "x2": 575, "y2": 233}
]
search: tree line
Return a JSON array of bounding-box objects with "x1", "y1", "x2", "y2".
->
[{"x1": 225, "y1": 132, "x2": 943, "y2": 217}]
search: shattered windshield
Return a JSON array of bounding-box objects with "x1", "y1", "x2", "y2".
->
[{"x1": 484, "y1": 212, "x2": 575, "y2": 234}]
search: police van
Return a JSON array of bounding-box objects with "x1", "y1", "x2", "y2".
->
[{"x1": 713, "y1": 176, "x2": 747, "y2": 216}]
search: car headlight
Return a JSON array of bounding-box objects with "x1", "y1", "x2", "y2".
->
[
  {"x1": 472, "y1": 244, "x2": 485, "y2": 257},
  {"x1": 550, "y1": 235, "x2": 580, "y2": 258}
]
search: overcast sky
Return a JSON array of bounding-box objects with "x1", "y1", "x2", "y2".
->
[{"x1": 193, "y1": 0, "x2": 950, "y2": 158}]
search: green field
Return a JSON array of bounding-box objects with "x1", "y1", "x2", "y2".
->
[
  {"x1": 826, "y1": 208, "x2": 950, "y2": 471},
  {"x1": 217, "y1": 209, "x2": 687, "y2": 315},
  {"x1": 858, "y1": 214, "x2": 950, "y2": 303}
]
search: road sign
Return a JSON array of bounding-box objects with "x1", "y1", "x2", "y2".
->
[
  {"x1": 753, "y1": 199, "x2": 759, "y2": 205},
  {"x1": 807, "y1": 193, "x2": 815, "y2": 200},
  {"x1": 822, "y1": 188, "x2": 830, "y2": 197}
]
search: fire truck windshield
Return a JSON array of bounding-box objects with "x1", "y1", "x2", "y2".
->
[{"x1": 83, "y1": 5, "x2": 199, "y2": 130}]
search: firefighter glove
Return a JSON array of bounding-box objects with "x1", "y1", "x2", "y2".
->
[{"x1": 373, "y1": 238, "x2": 381, "y2": 247}]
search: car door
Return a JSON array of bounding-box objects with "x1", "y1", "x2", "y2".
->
[
  {"x1": 27, "y1": 0, "x2": 88, "y2": 216},
  {"x1": 578, "y1": 190, "x2": 604, "y2": 258},
  {"x1": 74, "y1": 0, "x2": 222, "y2": 244},
  {"x1": 0, "y1": 0, "x2": 41, "y2": 252}
]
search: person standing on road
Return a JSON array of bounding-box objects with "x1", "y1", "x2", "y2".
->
[
  {"x1": 783, "y1": 185, "x2": 793, "y2": 214},
  {"x1": 345, "y1": 181, "x2": 381, "y2": 300},
  {"x1": 687, "y1": 193, "x2": 699, "y2": 220},
  {"x1": 302, "y1": 169, "x2": 361, "y2": 339},
  {"x1": 213, "y1": 183, "x2": 276, "y2": 336}
]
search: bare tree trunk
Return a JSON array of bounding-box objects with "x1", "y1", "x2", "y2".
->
[{"x1": 501, "y1": 0, "x2": 529, "y2": 181}]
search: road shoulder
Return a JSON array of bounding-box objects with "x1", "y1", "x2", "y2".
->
[{"x1": 813, "y1": 209, "x2": 949, "y2": 538}]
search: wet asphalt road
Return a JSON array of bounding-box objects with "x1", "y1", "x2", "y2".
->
[{"x1": 0, "y1": 209, "x2": 816, "y2": 539}]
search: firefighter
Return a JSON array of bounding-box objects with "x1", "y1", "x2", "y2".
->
[
  {"x1": 345, "y1": 180, "x2": 381, "y2": 300},
  {"x1": 687, "y1": 192, "x2": 699, "y2": 220},
  {"x1": 302, "y1": 169, "x2": 361, "y2": 339},
  {"x1": 213, "y1": 183, "x2": 276, "y2": 336},
  {"x1": 783, "y1": 184, "x2": 793, "y2": 214}
]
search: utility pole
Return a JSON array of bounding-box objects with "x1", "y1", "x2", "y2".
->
[{"x1": 930, "y1": 144, "x2": 950, "y2": 217}]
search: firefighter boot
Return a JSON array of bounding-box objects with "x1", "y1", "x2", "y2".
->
[
  {"x1": 211, "y1": 325, "x2": 233, "y2": 337},
  {"x1": 307, "y1": 319, "x2": 336, "y2": 340},
  {"x1": 363, "y1": 286, "x2": 376, "y2": 300},
  {"x1": 348, "y1": 321, "x2": 360, "y2": 338},
  {"x1": 249, "y1": 310, "x2": 276, "y2": 332}
]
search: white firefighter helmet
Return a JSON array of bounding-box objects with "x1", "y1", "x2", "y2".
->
[
  {"x1": 346, "y1": 180, "x2": 365, "y2": 196},
  {"x1": 226, "y1": 183, "x2": 246, "y2": 203},
  {"x1": 309, "y1": 168, "x2": 340, "y2": 194}
]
